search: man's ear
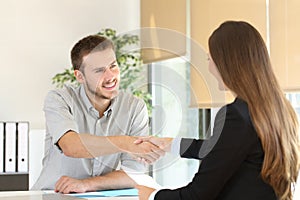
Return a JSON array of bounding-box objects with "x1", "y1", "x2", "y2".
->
[{"x1": 74, "y1": 70, "x2": 84, "y2": 83}]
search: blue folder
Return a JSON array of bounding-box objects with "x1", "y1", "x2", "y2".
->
[{"x1": 69, "y1": 188, "x2": 138, "y2": 198}]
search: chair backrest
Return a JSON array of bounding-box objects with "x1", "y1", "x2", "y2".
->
[{"x1": 29, "y1": 129, "x2": 46, "y2": 189}]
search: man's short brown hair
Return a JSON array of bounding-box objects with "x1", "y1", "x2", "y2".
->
[{"x1": 71, "y1": 35, "x2": 114, "y2": 71}]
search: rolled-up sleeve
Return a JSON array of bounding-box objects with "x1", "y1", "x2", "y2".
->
[{"x1": 44, "y1": 90, "x2": 79, "y2": 146}]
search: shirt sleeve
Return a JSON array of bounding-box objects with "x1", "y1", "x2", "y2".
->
[
  {"x1": 43, "y1": 90, "x2": 79, "y2": 146},
  {"x1": 170, "y1": 137, "x2": 182, "y2": 155}
]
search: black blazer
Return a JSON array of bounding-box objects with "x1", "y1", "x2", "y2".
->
[{"x1": 155, "y1": 98, "x2": 277, "y2": 200}]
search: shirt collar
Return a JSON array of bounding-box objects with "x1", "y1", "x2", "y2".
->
[
  {"x1": 80, "y1": 85, "x2": 94, "y2": 111},
  {"x1": 79, "y1": 85, "x2": 117, "y2": 118}
]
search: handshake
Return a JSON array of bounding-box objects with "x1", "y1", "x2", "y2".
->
[
  {"x1": 130, "y1": 136, "x2": 174, "y2": 164},
  {"x1": 76, "y1": 134, "x2": 174, "y2": 164}
]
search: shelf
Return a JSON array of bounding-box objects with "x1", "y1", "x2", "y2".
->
[{"x1": 0, "y1": 173, "x2": 28, "y2": 191}]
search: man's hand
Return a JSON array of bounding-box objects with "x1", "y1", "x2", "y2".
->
[
  {"x1": 135, "y1": 185, "x2": 156, "y2": 200},
  {"x1": 121, "y1": 136, "x2": 166, "y2": 164},
  {"x1": 134, "y1": 136, "x2": 174, "y2": 152},
  {"x1": 63, "y1": 134, "x2": 166, "y2": 164},
  {"x1": 55, "y1": 176, "x2": 91, "y2": 194}
]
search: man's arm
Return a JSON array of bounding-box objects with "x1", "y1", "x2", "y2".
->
[
  {"x1": 58, "y1": 131, "x2": 164, "y2": 163},
  {"x1": 57, "y1": 131, "x2": 119, "y2": 158},
  {"x1": 55, "y1": 170, "x2": 135, "y2": 194}
]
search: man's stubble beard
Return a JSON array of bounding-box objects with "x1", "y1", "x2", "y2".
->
[{"x1": 86, "y1": 80, "x2": 119, "y2": 101}]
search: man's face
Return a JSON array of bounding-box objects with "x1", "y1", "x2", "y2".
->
[{"x1": 79, "y1": 48, "x2": 120, "y2": 101}]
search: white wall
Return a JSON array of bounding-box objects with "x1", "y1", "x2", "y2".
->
[{"x1": 0, "y1": 0, "x2": 140, "y2": 129}]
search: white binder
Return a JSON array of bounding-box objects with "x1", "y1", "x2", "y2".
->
[
  {"x1": 5, "y1": 122, "x2": 17, "y2": 172},
  {"x1": 0, "y1": 122, "x2": 4, "y2": 172},
  {"x1": 17, "y1": 122, "x2": 29, "y2": 172}
]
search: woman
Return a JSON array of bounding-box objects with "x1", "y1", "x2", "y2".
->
[{"x1": 136, "y1": 21, "x2": 300, "y2": 200}]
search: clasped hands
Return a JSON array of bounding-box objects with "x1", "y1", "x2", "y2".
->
[
  {"x1": 128, "y1": 136, "x2": 173, "y2": 164},
  {"x1": 129, "y1": 136, "x2": 174, "y2": 200}
]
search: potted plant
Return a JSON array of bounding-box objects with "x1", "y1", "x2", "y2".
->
[{"x1": 52, "y1": 28, "x2": 152, "y2": 114}]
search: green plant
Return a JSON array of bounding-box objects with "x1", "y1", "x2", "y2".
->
[{"x1": 52, "y1": 29, "x2": 152, "y2": 114}]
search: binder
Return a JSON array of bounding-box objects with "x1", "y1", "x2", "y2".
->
[
  {"x1": 5, "y1": 122, "x2": 17, "y2": 172},
  {"x1": 17, "y1": 122, "x2": 29, "y2": 172},
  {"x1": 0, "y1": 122, "x2": 4, "y2": 172}
]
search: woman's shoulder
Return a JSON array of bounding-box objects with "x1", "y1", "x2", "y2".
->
[
  {"x1": 226, "y1": 98, "x2": 252, "y2": 126},
  {"x1": 214, "y1": 98, "x2": 255, "y2": 138}
]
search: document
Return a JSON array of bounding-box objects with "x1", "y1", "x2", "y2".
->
[
  {"x1": 17, "y1": 122, "x2": 29, "y2": 172},
  {"x1": 0, "y1": 122, "x2": 3, "y2": 172},
  {"x1": 121, "y1": 165, "x2": 162, "y2": 189},
  {"x1": 5, "y1": 122, "x2": 17, "y2": 172}
]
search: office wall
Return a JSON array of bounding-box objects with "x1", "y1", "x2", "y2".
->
[{"x1": 0, "y1": 0, "x2": 140, "y2": 129}]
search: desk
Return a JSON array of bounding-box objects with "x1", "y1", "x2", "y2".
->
[{"x1": 0, "y1": 191, "x2": 138, "y2": 200}]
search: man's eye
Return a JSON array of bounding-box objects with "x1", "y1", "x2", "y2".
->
[
  {"x1": 110, "y1": 64, "x2": 117, "y2": 68},
  {"x1": 95, "y1": 69, "x2": 104, "y2": 73}
]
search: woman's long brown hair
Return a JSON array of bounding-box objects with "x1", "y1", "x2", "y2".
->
[{"x1": 208, "y1": 21, "x2": 300, "y2": 200}]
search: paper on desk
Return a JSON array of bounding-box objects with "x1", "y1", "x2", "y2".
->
[{"x1": 121, "y1": 166, "x2": 162, "y2": 189}]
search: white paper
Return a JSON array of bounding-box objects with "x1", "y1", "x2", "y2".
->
[{"x1": 121, "y1": 165, "x2": 162, "y2": 189}]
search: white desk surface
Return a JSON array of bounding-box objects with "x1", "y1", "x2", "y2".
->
[
  {"x1": 0, "y1": 191, "x2": 138, "y2": 200},
  {"x1": 0, "y1": 173, "x2": 161, "y2": 200}
]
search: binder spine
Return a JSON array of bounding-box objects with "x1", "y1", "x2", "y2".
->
[
  {"x1": 0, "y1": 121, "x2": 29, "y2": 174},
  {"x1": 0, "y1": 122, "x2": 3, "y2": 173},
  {"x1": 17, "y1": 122, "x2": 29, "y2": 172},
  {"x1": 4, "y1": 122, "x2": 17, "y2": 172}
]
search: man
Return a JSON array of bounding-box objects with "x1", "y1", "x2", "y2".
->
[{"x1": 32, "y1": 35, "x2": 161, "y2": 193}]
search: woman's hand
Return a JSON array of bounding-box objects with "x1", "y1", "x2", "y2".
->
[
  {"x1": 135, "y1": 185, "x2": 156, "y2": 200},
  {"x1": 134, "y1": 136, "x2": 174, "y2": 152}
]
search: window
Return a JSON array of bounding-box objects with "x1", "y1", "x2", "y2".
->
[
  {"x1": 149, "y1": 57, "x2": 199, "y2": 188},
  {"x1": 286, "y1": 93, "x2": 300, "y2": 118}
]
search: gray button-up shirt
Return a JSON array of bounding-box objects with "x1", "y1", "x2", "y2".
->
[{"x1": 32, "y1": 85, "x2": 148, "y2": 190}]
